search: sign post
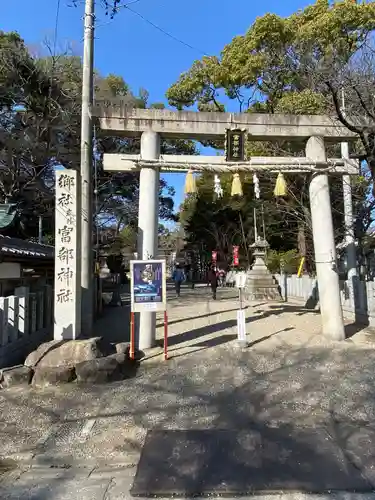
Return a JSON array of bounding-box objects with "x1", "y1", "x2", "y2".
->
[
  {"x1": 130, "y1": 260, "x2": 168, "y2": 359},
  {"x1": 235, "y1": 272, "x2": 247, "y2": 346},
  {"x1": 297, "y1": 257, "x2": 305, "y2": 278}
]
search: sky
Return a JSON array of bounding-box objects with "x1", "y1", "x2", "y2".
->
[{"x1": 1, "y1": 0, "x2": 312, "y2": 215}]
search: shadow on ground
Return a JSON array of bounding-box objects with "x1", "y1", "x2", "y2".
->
[
  {"x1": 166, "y1": 303, "x2": 317, "y2": 348},
  {"x1": 267, "y1": 304, "x2": 320, "y2": 317},
  {"x1": 159, "y1": 307, "x2": 240, "y2": 327},
  {"x1": 2, "y1": 339, "x2": 375, "y2": 497},
  {"x1": 93, "y1": 287, "x2": 237, "y2": 345},
  {"x1": 345, "y1": 322, "x2": 370, "y2": 339},
  {"x1": 131, "y1": 425, "x2": 372, "y2": 496},
  {"x1": 86, "y1": 284, "x2": 131, "y2": 344},
  {"x1": 3, "y1": 286, "x2": 375, "y2": 498},
  {"x1": 165, "y1": 327, "x2": 295, "y2": 360}
]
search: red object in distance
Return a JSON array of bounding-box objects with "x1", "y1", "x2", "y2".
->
[{"x1": 233, "y1": 246, "x2": 239, "y2": 266}]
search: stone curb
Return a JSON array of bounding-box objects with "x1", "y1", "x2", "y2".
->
[
  {"x1": 122, "y1": 496, "x2": 375, "y2": 500},
  {"x1": 2, "y1": 461, "x2": 375, "y2": 500},
  {"x1": 3, "y1": 459, "x2": 375, "y2": 499}
]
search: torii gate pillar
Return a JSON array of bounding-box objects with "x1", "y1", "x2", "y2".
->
[
  {"x1": 137, "y1": 131, "x2": 160, "y2": 349},
  {"x1": 307, "y1": 136, "x2": 345, "y2": 341}
]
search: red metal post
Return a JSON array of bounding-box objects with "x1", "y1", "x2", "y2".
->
[
  {"x1": 164, "y1": 310, "x2": 168, "y2": 361},
  {"x1": 130, "y1": 312, "x2": 135, "y2": 360}
]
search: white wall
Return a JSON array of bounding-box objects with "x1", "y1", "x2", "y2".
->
[
  {"x1": 0, "y1": 286, "x2": 53, "y2": 368},
  {"x1": 0, "y1": 263, "x2": 21, "y2": 279},
  {"x1": 275, "y1": 274, "x2": 375, "y2": 326}
]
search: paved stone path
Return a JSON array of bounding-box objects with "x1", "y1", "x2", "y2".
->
[{"x1": 1, "y1": 286, "x2": 375, "y2": 498}]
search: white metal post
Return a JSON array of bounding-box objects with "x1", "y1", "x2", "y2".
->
[
  {"x1": 137, "y1": 131, "x2": 160, "y2": 349},
  {"x1": 341, "y1": 142, "x2": 357, "y2": 283}
]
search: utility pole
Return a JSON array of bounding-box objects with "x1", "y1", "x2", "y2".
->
[{"x1": 81, "y1": 0, "x2": 95, "y2": 333}]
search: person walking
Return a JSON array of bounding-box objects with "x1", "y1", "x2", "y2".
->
[
  {"x1": 172, "y1": 263, "x2": 185, "y2": 298},
  {"x1": 207, "y1": 265, "x2": 219, "y2": 300},
  {"x1": 218, "y1": 268, "x2": 226, "y2": 287}
]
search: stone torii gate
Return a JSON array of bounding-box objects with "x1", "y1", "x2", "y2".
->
[{"x1": 93, "y1": 102, "x2": 358, "y2": 348}]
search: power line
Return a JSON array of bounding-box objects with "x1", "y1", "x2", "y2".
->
[
  {"x1": 94, "y1": 1, "x2": 143, "y2": 30},
  {"x1": 123, "y1": 5, "x2": 210, "y2": 56},
  {"x1": 95, "y1": 1, "x2": 210, "y2": 56},
  {"x1": 68, "y1": 0, "x2": 142, "y2": 10},
  {"x1": 122, "y1": 0, "x2": 142, "y2": 6}
]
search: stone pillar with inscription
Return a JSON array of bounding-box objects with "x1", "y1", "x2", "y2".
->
[{"x1": 54, "y1": 170, "x2": 81, "y2": 340}]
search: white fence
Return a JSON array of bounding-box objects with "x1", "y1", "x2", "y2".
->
[
  {"x1": 274, "y1": 274, "x2": 375, "y2": 326},
  {"x1": 0, "y1": 286, "x2": 53, "y2": 369}
]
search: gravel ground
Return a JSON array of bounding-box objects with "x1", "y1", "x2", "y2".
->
[{"x1": 1, "y1": 288, "x2": 375, "y2": 498}]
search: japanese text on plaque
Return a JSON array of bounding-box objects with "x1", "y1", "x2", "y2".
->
[{"x1": 56, "y1": 173, "x2": 76, "y2": 303}]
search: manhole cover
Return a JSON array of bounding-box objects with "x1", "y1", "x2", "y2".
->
[{"x1": 131, "y1": 428, "x2": 373, "y2": 497}]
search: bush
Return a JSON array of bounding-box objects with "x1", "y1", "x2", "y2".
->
[{"x1": 266, "y1": 249, "x2": 300, "y2": 274}]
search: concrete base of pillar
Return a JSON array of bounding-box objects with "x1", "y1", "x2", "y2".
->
[{"x1": 138, "y1": 312, "x2": 156, "y2": 351}]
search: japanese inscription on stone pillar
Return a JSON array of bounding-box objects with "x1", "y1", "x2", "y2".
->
[{"x1": 54, "y1": 169, "x2": 81, "y2": 340}]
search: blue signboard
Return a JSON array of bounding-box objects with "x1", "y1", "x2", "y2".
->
[{"x1": 130, "y1": 260, "x2": 166, "y2": 312}]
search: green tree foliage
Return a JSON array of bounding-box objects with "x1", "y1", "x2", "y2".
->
[
  {"x1": 267, "y1": 249, "x2": 300, "y2": 275},
  {"x1": 169, "y1": 1, "x2": 375, "y2": 267},
  {"x1": 179, "y1": 169, "x2": 361, "y2": 272},
  {"x1": 180, "y1": 172, "x2": 299, "y2": 265},
  {"x1": 0, "y1": 30, "x2": 197, "y2": 244},
  {"x1": 167, "y1": 0, "x2": 375, "y2": 114},
  {"x1": 158, "y1": 225, "x2": 184, "y2": 253},
  {"x1": 0, "y1": 31, "x2": 38, "y2": 107},
  {"x1": 0, "y1": 33, "x2": 83, "y2": 238},
  {"x1": 94, "y1": 81, "x2": 198, "y2": 243}
]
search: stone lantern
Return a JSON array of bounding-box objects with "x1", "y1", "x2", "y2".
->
[{"x1": 244, "y1": 238, "x2": 280, "y2": 301}]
